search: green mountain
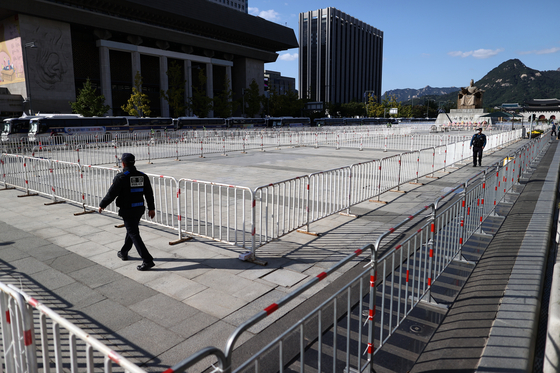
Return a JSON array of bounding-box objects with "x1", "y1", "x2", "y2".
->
[
  {"x1": 475, "y1": 59, "x2": 560, "y2": 107},
  {"x1": 386, "y1": 59, "x2": 560, "y2": 109}
]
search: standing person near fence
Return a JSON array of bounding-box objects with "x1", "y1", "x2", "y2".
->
[
  {"x1": 470, "y1": 127, "x2": 487, "y2": 167},
  {"x1": 552, "y1": 123, "x2": 557, "y2": 138},
  {"x1": 98, "y1": 153, "x2": 156, "y2": 271}
]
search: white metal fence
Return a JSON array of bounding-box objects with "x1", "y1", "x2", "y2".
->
[
  {"x1": 0, "y1": 130, "x2": 523, "y2": 263},
  {"x1": 167, "y1": 130, "x2": 550, "y2": 373},
  {"x1": 0, "y1": 130, "x2": 548, "y2": 373},
  {"x1": 0, "y1": 282, "x2": 147, "y2": 373},
  {"x1": 2, "y1": 126, "x2": 520, "y2": 167}
]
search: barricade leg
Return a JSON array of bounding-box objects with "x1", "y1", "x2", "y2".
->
[{"x1": 74, "y1": 165, "x2": 96, "y2": 216}]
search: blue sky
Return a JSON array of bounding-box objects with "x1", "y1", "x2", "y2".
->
[{"x1": 249, "y1": 0, "x2": 560, "y2": 95}]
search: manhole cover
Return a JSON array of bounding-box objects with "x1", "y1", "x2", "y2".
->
[{"x1": 410, "y1": 324, "x2": 423, "y2": 334}]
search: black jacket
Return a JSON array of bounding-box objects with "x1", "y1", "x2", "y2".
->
[
  {"x1": 99, "y1": 165, "x2": 155, "y2": 214},
  {"x1": 470, "y1": 133, "x2": 487, "y2": 148}
]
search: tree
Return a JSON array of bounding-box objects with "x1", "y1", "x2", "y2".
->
[
  {"x1": 366, "y1": 95, "x2": 384, "y2": 117},
  {"x1": 263, "y1": 88, "x2": 304, "y2": 118},
  {"x1": 122, "y1": 71, "x2": 151, "y2": 117},
  {"x1": 69, "y1": 78, "x2": 110, "y2": 117},
  {"x1": 244, "y1": 79, "x2": 262, "y2": 118},
  {"x1": 213, "y1": 74, "x2": 236, "y2": 118},
  {"x1": 340, "y1": 101, "x2": 365, "y2": 118},
  {"x1": 187, "y1": 68, "x2": 213, "y2": 118},
  {"x1": 278, "y1": 89, "x2": 304, "y2": 117},
  {"x1": 161, "y1": 61, "x2": 186, "y2": 118}
]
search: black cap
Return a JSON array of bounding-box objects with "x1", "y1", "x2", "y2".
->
[
  {"x1": 122, "y1": 153, "x2": 135, "y2": 164},
  {"x1": 477, "y1": 128, "x2": 482, "y2": 131}
]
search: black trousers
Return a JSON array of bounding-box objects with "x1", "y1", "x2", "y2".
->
[
  {"x1": 472, "y1": 147, "x2": 483, "y2": 166},
  {"x1": 120, "y1": 209, "x2": 154, "y2": 264}
]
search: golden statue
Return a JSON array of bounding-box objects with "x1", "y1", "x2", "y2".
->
[{"x1": 458, "y1": 79, "x2": 484, "y2": 109}]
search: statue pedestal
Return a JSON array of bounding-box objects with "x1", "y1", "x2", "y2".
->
[{"x1": 435, "y1": 108, "x2": 491, "y2": 127}]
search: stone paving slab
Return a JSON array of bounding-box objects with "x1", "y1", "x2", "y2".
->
[{"x1": 0, "y1": 137, "x2": 531, "y2": 372}]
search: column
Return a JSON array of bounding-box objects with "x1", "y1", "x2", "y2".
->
[
  {"x1": 99, "y1": 46, "x2": 113, "y2": 115},
  {"x1": 160, "y1": 56, "x2": 169, "y2": 117},
  {"x1": 206, "y1": 63, "x2": 214, "y2": 118},
  {"x1": 226, "y1": 65, "x2": 232, "y2": 106},
  {"x1": 184, "y1": 60, "x2": 192, "y2": 116},
  {"x1": 131, "y1": 51, "x2": 141, "y2": 85}
]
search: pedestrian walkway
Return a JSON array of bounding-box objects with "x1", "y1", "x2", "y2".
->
[{"x1": 1, "y1": 136, "x2": 548, "y2": 372}]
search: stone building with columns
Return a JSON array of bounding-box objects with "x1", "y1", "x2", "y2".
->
[{"x1": 0, "y1": 0, "x2": 297, "y2": 117}]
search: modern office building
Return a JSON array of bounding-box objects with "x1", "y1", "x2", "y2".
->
[
  {"x1": 207, "y1": 0, "x2": 248, "y2": 14},
  {"x1": 0, "y1": 0, "x2": 297, "y2": 116},
  {"x1": 264, "y1": 70, "x2": 296, "y2": 95},
  {"x1": 299, "y1": 8, "x2": 383, "y2": 105}
]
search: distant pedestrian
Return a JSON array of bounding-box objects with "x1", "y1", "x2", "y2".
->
[
  {"x1": 470, "y1": 127, "x2": 487, "y2": 167},
  {"x1": 552, "y1": 124, "x2": 557, "y2": 138},
  {"x1": 98, "y1": 153, "x2": 156, "y2": 271}
]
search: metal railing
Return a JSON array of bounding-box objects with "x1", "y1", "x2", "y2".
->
[
  {"x1": 1, "y1": 130, "x2": 524, "y2": 264},
  {"x1": 2, "y1": 126, "x2": 519, "y2": 166},
  {"x1": 0, "y1": 130, "x2": 547, "y2": 373},
  {"x1": 168, "y1": 131, "x2": 549, "y2": 373},
  {"x1": 0, "y1": 281, "x2": 147, "y2": 373}
]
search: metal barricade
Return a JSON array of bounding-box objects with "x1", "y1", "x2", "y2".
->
[
  {"x1": 221, "y1": 246, "x2": 371, "y2": 373},
  {"x1": 398, "y1": 151, "x2": 420, "y2": 185},
  {"x1": 350, "y1": 160, "x2": 381, "y2": 205},
  {"x1": 177, "y1": 178, "x2": 254, "y2": 250},
  {"x1": 0, "y1": 282, "x2": 38, "y2": 373},
  {"x1": 148, "y1": 174, "x2": 180, "y2": 230},
  {"x1": 254, "y1": 176, "x2": 309, "y2": 245},
  {"x1": 418, "y1": 147, "x2": 436, "y2": 178},
  {"x1": 173, "y1": 130, "x2": 538, "y2": 373},
  {"x1": 378, "y1": 155, "x2": 400, "y2": 195},
  {"x1": 0, "y1": 281, "x2": 147, "y2": 373},
  {"x1": 22, "y1": 156, "x2": 52, "y2": 198},
  {"x1": 49, "y1": 160, "x2": 87, "y2": 207},
  {"x1": 308, "y1": 167, "x2": 351, "y2": 222},
  {"x1": 1, "y1": 153, "x2": 24, "y2": 190}
]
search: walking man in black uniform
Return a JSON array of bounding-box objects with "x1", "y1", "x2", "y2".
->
[
  {"x1": 98, "y1": 153, "x2": 156, "y2": 271},
  {"x1": 470, "y1": 127, "x2": 487, "y2": 167}
]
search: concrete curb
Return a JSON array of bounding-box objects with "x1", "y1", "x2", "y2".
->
[
  {"x1": 544, "y1": 260, "x2": 560, "y2": 372},
  {"x1": 477, "y1": 142, "x2": 560, "y2": 372}
]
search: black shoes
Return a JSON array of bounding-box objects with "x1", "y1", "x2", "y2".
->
[
  {"x1": 473, "y1": 164, "x2": 477, "y2": 167},
  {"x1": 118, "y1": 251, "x2": 154, "y2": 271},
  {"x1": 137, "y1": 262, "x2": 155, "y2": 271}
]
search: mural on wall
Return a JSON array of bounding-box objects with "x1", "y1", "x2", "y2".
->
[
  {"x1": 0, "y1": 15, "x2": 25, "y2": 85},
  {"x1": 32, "y1": 25, "x2": 69, "y2": 90}
]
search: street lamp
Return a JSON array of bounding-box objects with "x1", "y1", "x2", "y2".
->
[
  {"x1": 425, "y1": 98, "x2": 433, "y2": 118},
  {"x1": 22, "y1": 41, "x2": 37, "y2": 115}
]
